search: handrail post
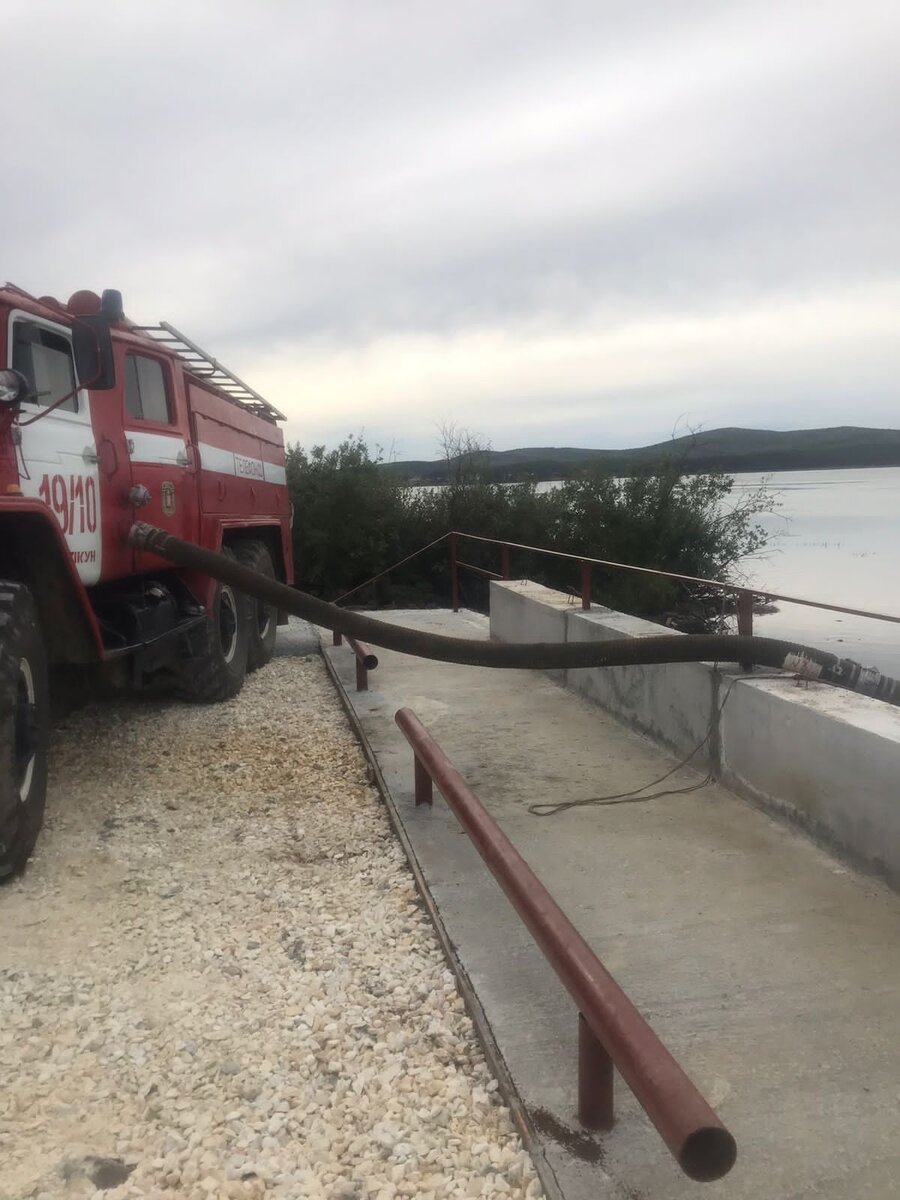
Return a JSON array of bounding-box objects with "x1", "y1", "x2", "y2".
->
[
  {"x1": 580, "y1": 560, "x2": 592, "y2": 610},
  {"x1": 737, "y1": 590, "x2": 754, "y2": 672},
  {"x1": 414, "y1": 755, "x2": 433, "y2": 806},
  {"x1": 450, "y1": 532, "x2": 460, "y2": 612},
  {"x1": 736, "y1": 590, "x2": 754, "y2": 637},
  {"x1": 578, "y1": 1012, "x2": 614, "y2": 1130},
  {"x1": 355, "y1": 656, "x2": 368, "y2": 692},
  {"x1": 339, "y1": 636, "x2": 378, "y2": 690},
  {"x1": 501, "y1": 543, "x2": 511, "y2": 581},
  {"x1": 333, "y1": 630, "x2": 342, "y2": 646}
]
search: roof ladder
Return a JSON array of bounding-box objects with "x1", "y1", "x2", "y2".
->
[{"x1": 129, "y1": 320, "x2": 285, "y2": 421}]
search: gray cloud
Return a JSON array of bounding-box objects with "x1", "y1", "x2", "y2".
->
[{"x1": 5, "y1": 0, "x2": 899, "y2": 454}]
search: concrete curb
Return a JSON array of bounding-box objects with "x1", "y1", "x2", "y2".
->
[{"x1": 318, "y1": 634, "x2": 566, "y2": 1200}]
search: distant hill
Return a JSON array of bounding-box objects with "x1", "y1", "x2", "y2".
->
[{"x1": 380, "y1": 426, "x2": 900, "y2": 483}]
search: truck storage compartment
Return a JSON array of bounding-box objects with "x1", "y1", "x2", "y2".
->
[{"x1": 188, "y1": 382, "x2": 288, "y2": 517}]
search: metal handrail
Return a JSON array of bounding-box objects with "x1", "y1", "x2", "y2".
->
[
  {"x1": 449, "y1": 530, "x2": 900, "y2": 633},
  {"x1": 395, "y1": 706, "x2": 737, "y2": 1183},
  {"x1": 332, "y1": 630, "x2": 378, "y2": 691},
  {"x1": 326, "y1": 526, "x2": 900, "y2": 640}
]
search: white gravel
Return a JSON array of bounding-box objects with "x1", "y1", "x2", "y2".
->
[{"x1": 0, "y1": 629, "x2": 541, "y2": 1200}]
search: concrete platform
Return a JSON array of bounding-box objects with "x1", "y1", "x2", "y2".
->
[{"x1": 323, "y1": 610, "x2": 900, "y2": 1200}]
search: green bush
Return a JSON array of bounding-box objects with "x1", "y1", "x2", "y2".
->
[
  {"x1": 285, "y1": 435, "x2": 773, "y2": 625},
  {"x1": 544, "y1": 464, "x2": 771, "y2": 622},
  {"x1": 285, "y1": 436, "x2": 406, "y2": 601}
]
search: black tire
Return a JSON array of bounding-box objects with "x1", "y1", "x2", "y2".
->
[
  {"x1": 235, "y1": 540, "x2": 278, "y2": 671},
  {"x1": 175, "y1": 547, "x2": 250, "y2": 702},
  {"x1": 0, "y1": 584, "x2": 50, "y2": 881}
]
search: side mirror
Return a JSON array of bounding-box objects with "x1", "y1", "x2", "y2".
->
[{"x1": 72, "y1": 316, "x2": 116, "y2": 390}]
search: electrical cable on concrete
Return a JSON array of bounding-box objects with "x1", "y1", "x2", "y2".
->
[
  {"x1": 528, "y1": 775, "x2": 714, "y2": 817},
  {"x1": 527, "y1": 674, "x2": 738, "y2": 816},
  {"x1": 528, "y1": 670, "x2": 797, "y2": 816}
]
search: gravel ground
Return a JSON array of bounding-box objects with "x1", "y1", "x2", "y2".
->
[{"x1": 0, "y1": 626, "x2": 541, "y2": 1200}]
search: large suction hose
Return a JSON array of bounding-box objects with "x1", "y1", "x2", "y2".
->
[{"x1": 129, "y1": 524, "x2": 900, "y2": 708}]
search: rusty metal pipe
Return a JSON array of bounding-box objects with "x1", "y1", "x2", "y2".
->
[
  {"x1": 457, "y1": 558, "x2": 504, "y2": 580},
  {"x1": 336, "y1": 636, "x2": 377, "y2": 692},
  {"x1": 580, "y1": 560, "x2": 592, "y2": 610},
  {"x1": 395, "y1": 706, "x2": 737, "y2": 1182},
  {"x1": 346, "y1": 637, "x2": 378, "y2": 671},
  {"x1": 449, "y1": 532, "x2": 460, "y2": 612}
]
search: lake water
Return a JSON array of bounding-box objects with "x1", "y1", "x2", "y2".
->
[
  {"x1": 534, "y1": 467, "x2": 900, "y2": 675},
  {"x1": 422, "y1": 467, "x2": 900, "y2": 675},
  {"x1": 730, "y1": 467, "x2": 900, "y2": 677}
]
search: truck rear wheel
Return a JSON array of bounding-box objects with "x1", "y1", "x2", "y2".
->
[
  {"x1": 0, "y1": 584, "x2": 50, "y2": 881},
  {"x1": 236, "y1": 540, "x2": 278, "y2": 671},
  {"x1": 175, "y1": 547, "x2": 250, "y2": 703}
]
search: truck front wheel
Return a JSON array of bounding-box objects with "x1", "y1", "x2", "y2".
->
[
  {"x1": 236, "y1": 540, "x2": 278, "y2": 671},
  {"x1": 175, "y1": 548, "x2": 250, "y2": 703},
  {"x1": 0, "y1": 584, "x2": 50, "y2": 881}
]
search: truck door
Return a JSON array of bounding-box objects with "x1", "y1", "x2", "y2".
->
[
  {"x1": 120, "y1": 347, "x2": 198, "y2": 572},
  {"x1": 8, "y1": 311, "x2": 109, "y2": 584}
]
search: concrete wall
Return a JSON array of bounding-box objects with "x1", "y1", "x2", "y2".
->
[
  {"x1": 718, "y1": 678, "x2": 900, "y2": 886},
  {"x1": 566, "y1": 610, "x2": 718, "y2": 764},
  {"x1": 487, "y1": 580, "x2": 576, "y2": 683},
  {"x1": 490, "y1": 579, "x2": 900, "y2": 888}
]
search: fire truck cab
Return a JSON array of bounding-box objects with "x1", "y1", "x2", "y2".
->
[{"x1": 0, "y1": 283, "x2": 294, "y2": 878}]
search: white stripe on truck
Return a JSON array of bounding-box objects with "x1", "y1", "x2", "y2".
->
[
  {"x1": 264, "y1": 461, "x2": 287, "y2": 485},
  {"x1": 197, "y1": 441, "x2": 286, "y2": 485},
  {"x1": 127, "y1": 436, "x2": 286, "y2": 484},
  {"x1": 128, "y1": 431, "x2": 187, "y2": 465}
]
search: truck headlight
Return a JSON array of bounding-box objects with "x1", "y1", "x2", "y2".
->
[{"x1": 0, "y1": 370, "x2": 29, "y2": 407}]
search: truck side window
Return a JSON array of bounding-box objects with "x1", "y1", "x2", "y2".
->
[
  {"x1": 11, "y1": 321, "x2": 78, "y2": 412},
  {"x1": 124, "y1": 355, "x2": 171, "y2": 424}
]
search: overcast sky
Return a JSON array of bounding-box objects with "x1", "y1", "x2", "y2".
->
[{"x1": 6, "y1": 0, "x2": 899, "y2": 458}]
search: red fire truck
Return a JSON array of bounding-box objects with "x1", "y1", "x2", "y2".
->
[{"x1": 0, "y1": 283, "x2": 293, "y2": 877}]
